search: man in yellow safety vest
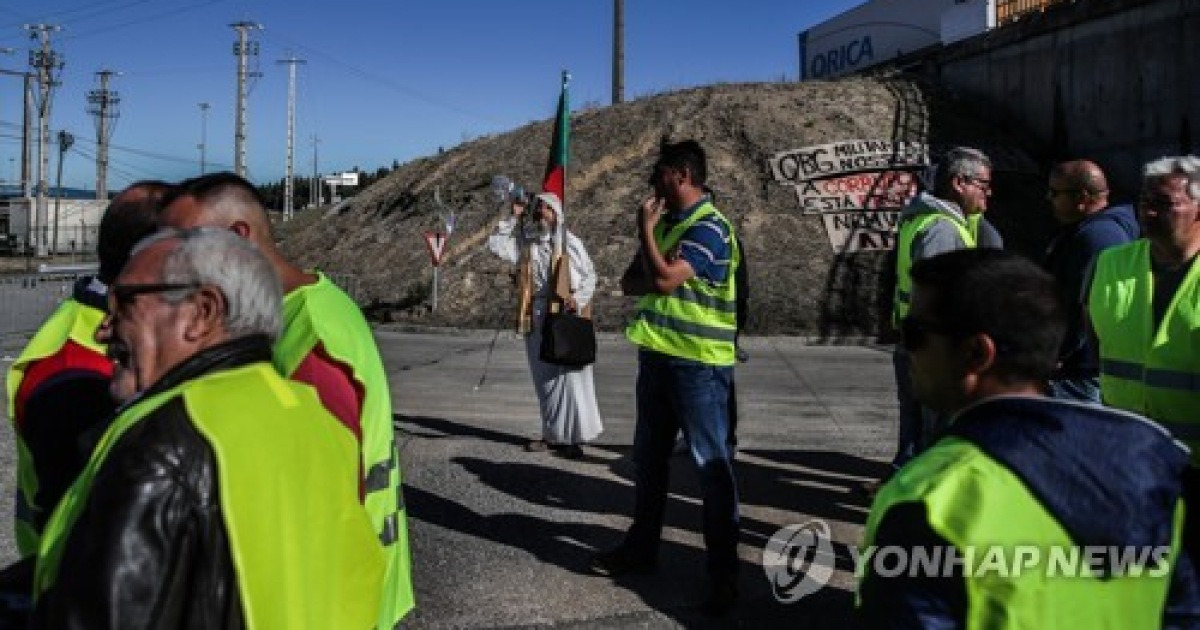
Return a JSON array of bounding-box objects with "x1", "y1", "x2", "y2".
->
[
  {"x1": 30, "y1": 227, "x2": 383, "y2": 627},
  {"x1": 158, "y1": 173, "x2": 414, "y2": 628},
  {"x1": 860, "y1": 248, "x2": 1198, "y2": 627},
  {"x1": 1087, "y1": 155, "x2": 1200, "y2": 580}
]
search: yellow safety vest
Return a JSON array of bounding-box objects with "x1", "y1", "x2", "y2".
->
[
  {"x1": 274, "y1": 273, "x2": 415, "y2": 628},
  {"x1": 626, "y1": 202, "x2": 741, "y2": 366},
  {"x1": 893, "y1": 211, "x2": 977, "y2": 326},
  {"x1": 5, "y1": 298, "x2": 107, "y2": 557},
  {"x1": 1088, "y1": 240, "x2": 1200, "y2": 463},
  {"x1": 34, "y1": 360, "x2": 384, "y2": 628},
  {"x1": 861, "y1": 436, "x2": 1181, "y2": 628}
]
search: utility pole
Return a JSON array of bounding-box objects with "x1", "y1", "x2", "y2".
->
[
  {"x1": 53, "y1": 129, "x2": 73, "y2": 254},
  {"x1": 277, "y1": 56, "x2": 305, "y2": 220},
  {"x1": 0, "y1": 49, "x2": 31, "y2": 198},
  {"x1": 87, "y1": 69, "x2": 120, "y2": 200},
  {"x1": 612, "y1": 0, "x2": 624, "y2": 104},
  {"x1": 198, "y1": 102, "x2": 210, "y2": 174},
  {"x1": 310, "y1": 134, "x2": 320, "y2": 207},
  {"x1": 230, "y1": 21, "x2": 262, "y2": 178},
  {"x1": 21, "y1": 71, "x2": 33, "y2": 199},
  {"x1": 0, "y1": 48, "x2": 12, "y2": 191},
  {"x1": 25, "y1": 23, "x2": 64, "y2": 258}
]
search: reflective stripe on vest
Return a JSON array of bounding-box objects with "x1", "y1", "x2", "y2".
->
[
  {"x1": 625, "y1": 202, "x2": 741, "y2": 366},
  {"x1": 860, "y1": 436, "x2": 1181, "y2": 627},
  {"x1": 6, "y1": 299, "x2": 107, "y2": 558},
  {"x1": 273, "y1": 274, "x2": 415, "y2": 626},
  {"x1": 892, "y1": 211, "x2": 977, "y2": 325},
  {"x1": 1089, "y1": 240, "x2": 1200, "y2": 463},
  {"x1": 34, "y1": 362, "x2": 385, "y2": 628}
]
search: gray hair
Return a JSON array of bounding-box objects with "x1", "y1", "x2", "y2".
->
[
  {"x1": 1143, "y1": 155, "x2": 1200, "y2": 200},
  {"x1": 935, "y1": 146, "x2": 992, "y2": 193},
  {"x1": 133, "y1": 227, "x2": 282, "y2": 339}
]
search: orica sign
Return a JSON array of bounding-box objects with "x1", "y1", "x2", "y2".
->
[{"x1": 808, "y1": 35, "x2": 875, "y2": 80}]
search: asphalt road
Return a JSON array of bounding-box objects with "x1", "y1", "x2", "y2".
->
[{"x1": 0, "y1": 329, "x2": 898, "y2": 628}]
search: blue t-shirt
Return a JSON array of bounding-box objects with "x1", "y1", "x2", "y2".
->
[{"x1": 665, "y1": 198, "x2": 731, "y2": 285}]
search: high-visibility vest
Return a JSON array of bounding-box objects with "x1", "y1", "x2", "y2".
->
[
  {"x1": 625, "y1": 202, "x2": 741, "y2": 366},
  {"x1": 1088, "y1": 240, "x2": 1200, "y2": 463},
  {"x1": 274, "y1": 273, "x2": 415, "y2": 627},
  {"x1": 5, "y1": 298, "x2": 108, "y2": 558},
  {"x1": 861, "y1": 436, "x2": 1181, "y2": 628},
  {"x1": 34, "y1": 361, "x2": 384, "y2": 628},
  {"x1": 893, "y1": 211, "x2": 977, "y2": 326}
]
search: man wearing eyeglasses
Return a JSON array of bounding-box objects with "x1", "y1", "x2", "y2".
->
[
  {"x1": 5, "y1": 182, "x2": 165, "y2": 574},
  {"x1": 873, "y1": 147, "x2": 997, "y2": 495},
  {"x1": 29, "y1": 227, "x2": 384, "y2": 627},
  {"x1": 1041, "y1": 160, "x2": 1138, "y2": 403},
  {"x1": 1088, "y1": 155, "x2": 1200, "y2": 575},
  {"x1": 858, "y1": 248, "x2": 1199, "y2": 628}
]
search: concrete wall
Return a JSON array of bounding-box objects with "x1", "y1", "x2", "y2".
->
[{"x1": 932, "y1": 0, "x2": 1198, "y2": 199}]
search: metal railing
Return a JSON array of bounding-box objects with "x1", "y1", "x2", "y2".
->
[
  {"x1": 0, "y1": 272, "x2": 88, "y2": 337},
  {"x1": 1, "y1": 270, "x2": 364, "y2": 338},
  {"x1": 996, "y1": 0, "x2": 1069, "y2": 25}
]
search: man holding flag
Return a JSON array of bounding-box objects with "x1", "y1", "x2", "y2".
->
[
  {"x1": 487, "y1": 71, "x2": 603, "y2": 457},
  {"x1": 593, "y1": 139, "x2": 742, "y2": 616}
]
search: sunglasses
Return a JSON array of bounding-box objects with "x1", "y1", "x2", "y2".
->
[
  {"x1": 110, "y1": 282, "x2": 203, "y2": 309},
  {"x1": 1045, "y1": 187, "x2": 1078, "y2": 200}
]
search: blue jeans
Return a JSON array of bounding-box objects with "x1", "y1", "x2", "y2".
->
[
  {"x1": 624, "y1": 350, "x2": 739, "y2": 577},
  {"x1": 1047, "y1": 376, "x2": 1101, "y2": 403}
]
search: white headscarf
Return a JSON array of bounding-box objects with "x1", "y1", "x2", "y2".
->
[{"x1": 531, "y1": 192, "x2": 566, "y2": 256}]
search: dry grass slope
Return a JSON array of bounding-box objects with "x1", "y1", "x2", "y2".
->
[{"x1": 278, "y1": 75, "x2": 1052, "y2": 338}]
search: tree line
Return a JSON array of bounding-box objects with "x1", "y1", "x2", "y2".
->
[{"x1": 255, "y1": 160, "x2": 400, "y2": 211}]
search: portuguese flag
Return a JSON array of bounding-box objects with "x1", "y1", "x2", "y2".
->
[{"x1": 541, "y1": 71, "x2": 570, "y2": 203}]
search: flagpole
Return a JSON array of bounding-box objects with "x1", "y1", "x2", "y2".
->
[{"x1": 560, "y1": 69, "x2": 569, "y2": 225}]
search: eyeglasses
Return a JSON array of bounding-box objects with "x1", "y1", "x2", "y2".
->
[
  {"x1": 110, "y1": 282, "x2": 202, "y2": 309},
  {"x1": 900, "y1": 316, "x2": 961, "y2": 352},
  {"x1": 1138, "y1": 194, "x2": 1194, "y2": 213},
  {"x1": 964, "y1": 176, "x2": 992, "y2": 193}
]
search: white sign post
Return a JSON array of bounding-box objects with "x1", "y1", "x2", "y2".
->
[{"x1": 423, "y1": 231, "x2": 448, "y2": 311}]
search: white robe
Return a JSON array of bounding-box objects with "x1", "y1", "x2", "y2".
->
[{"x1": 487, "y1": 217, "x2": 604, "y2": 444}]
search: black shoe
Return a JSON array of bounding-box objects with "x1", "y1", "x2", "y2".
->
[
  {"x1": 589, "y1": 545, "x2": 656, "y2": 577},
  {"x1": 853, "y1": 467, "x2": 897, "y2": 500},
  {"x1": 702, "y1": 576, "x2": 738, "y2": 616},
  {"x1": 525, "y1": 439, "x2": 552, "y2": 453},
  {"x1": 560, "y1": 444, "x2": 584, "y2": 459}
]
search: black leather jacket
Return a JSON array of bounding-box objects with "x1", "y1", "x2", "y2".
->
[{"x1": 30, "y1": 336, "x2": 276, "y2": 630}]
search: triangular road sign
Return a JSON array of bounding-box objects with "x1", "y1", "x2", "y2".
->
[{"x1": 424, "y1": 231, "x2": 448, "y2": 266}]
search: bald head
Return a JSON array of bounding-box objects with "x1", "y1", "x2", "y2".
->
[
  {"x1": 97, "y1": 180, "x2": 171, "y2": 284},
  {"x1": 1048, "y1": 160, "x2": 1110, "y2": 224},
  {"x1": 158, "y1": 172, "x2": 274, "y2": 246}
]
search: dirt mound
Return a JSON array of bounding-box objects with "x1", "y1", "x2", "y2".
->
[{"x1": 278, "y1": 75, "x2": 1052, "y2": 338}]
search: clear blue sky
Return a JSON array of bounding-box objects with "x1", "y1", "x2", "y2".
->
[{"x1": 0, "y1": 0, "x2": 861, "y2": 192}]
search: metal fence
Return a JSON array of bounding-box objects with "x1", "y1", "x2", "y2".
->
[
  {"x1": 0, "y1": 272, "x2": 88, "y2": 337},
  {"x1": 995, "y1": 0, "x2": 1070, "y2": 25},
  {"x1": 1, "y1": 270, "x2": 364, "y2": 338},
  {"x1": 4, "y1": 226, "x2": 101, "y2": 258}
]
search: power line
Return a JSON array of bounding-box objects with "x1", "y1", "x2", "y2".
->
[
  {"x1": 257, "y1": 29, "x2": 502, "y2": 125},
  {"x1": 1, "y1": 0, "x2": 230, "y2": 46}
]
